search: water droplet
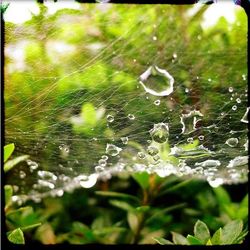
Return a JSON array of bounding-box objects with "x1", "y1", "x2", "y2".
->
[
  {"x1": 106, "y1": 143, "x2": 122, "y2": 156},
  {"x1": 102, "y1": 155, "x2": 108, "y2": 160},
  {"x1": 152, "y1": 36, "x2": 157, "y2": 41},
  {"x1": 228, "y1": 87, "x2": 233, "y2": 93},
  {"x1": 185, "y1": 88, "x2": 189, "y2": 93},
  {"x1": 27, "y1": 160, "x2": 39, "y2": 171},
  {"x1": 37, "y1": 170, "x2": 57, "y2": 181},
  {"x1": 56, "y1": 189, "x2": 64, "y2": 197},
  {"x1": 236, "y1": 98, "x2": 241, "y2": 104},
  {"x1": 207, "y1": 177, "x2": 223, "y2": 188},
  {"x1": 107, "y1": 114, "x2": 114, "y2": 123},
  {"x1": 232, "y1": 105, "x2": 237, "y2": 111},
  {"x1": 243, "y1": 139, "x2": 248, "y2": 151},
  {"x1": 95, "y1": 165, "x2": 105, "y2": 173},
  {"x1": 225, "y1": 137, "x2": 239, "y2": 147},
  {"x1": 208, "y1": 78, "x2": 212, "y2": 82},
  {"x1": 139, "y1": 65, "x2": 174, "y2": 96},
  {"x1": 198, "y1": 135, "x2": 204, "y2": 141},
  {"x1": 187, "y1": 137, "x2": 193, "y2": 143},
  {"x1": 121, "y1": 137, "x2": 128, "y2": 144},
  {"x1": 98, "y1": 159, "x2": 107, "y2": 167},
  {"x1": 19, "y1": 170, "x2": 26, "y2": 179},
  {"x1": 172, "y1": 53, "x2": 177, "y2": 59},
  {"x1": 147, "y1": 146, "x2": 159, "y2": 156},
  {"x1": 226, "y1": 156, "x2": 248, "y2": 168},
  {"x1": 96, "y1": 0, "x2": 110, "y2": 3},
  {"x1": 128, "y1": 114, "x2": 135, "y2": 120},
  {"x1": 180, "y1": 110, "x2": 203, "y2": 134},
  {"x1": 137, "y1": 152, "x2": 146, "y2": 159},
  {"x1": 242, "y1": 74, "x2": 246, "y2": 80},
  {"x1": 195, "y1": 159, "x2": 221, "y2": 168},
  {"x1": 241, "y1": 107, "x2": 249, "y2": 123},
  {"x1": 78, "y1": 174, "x2": 97, "y2": 188},
  {"x1": 153, "y1": 155, "x2": 160, "y2": 162},
  {"x1": 150, "y1": 122, "x2": 169, "y2": 143},
  {"x1": 38, "y1": 180, "x2": 55, "y2": 189},
  {"x1": 154, "y1": 100, "x2": 161, "y2": 106}
]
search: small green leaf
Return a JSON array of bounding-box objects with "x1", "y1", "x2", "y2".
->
[
  {"x1": 206, "y1": 239, "x2": 213, "y2": 245},
  {"x1": 127, "y1": 212, "x2": 139, "y2": 234},
  {"x1": 7, "y1": 228, "x2": 25, "y2": 244},
  {"x1": 4, "y1": 143, "x2": 15, "y2": 163},
  {"x1": 186, "y1": 235, "x2": 203, "y2": 245},
  {"x1": 171, "y1": 232, "x2": 189, "y2": 245},
  {"x1": 4, "y1": 185, "x2": 13, "y2": 208},
  {"x1": 95, "y1": 191, "x2": 140, "y2": 203},
  {"x1": 4, "y1": 155, "x2": 30, "y2": 172},
  {"x1": 194, "y1": 220, "x2": 210, "y2": 243},
  {"x1": 221, "y1": 220, "x2": 243, "y2": 244},
  {"x1": 153, "y1": 237, "x2": 173, "y2": 245},
  {"x1": 109, "y1": 200, "x2": 135, "y2": 212},
  {"x1": 213, "y1": 186, "x2": 231, "y2": 205},
  {"x1": 132, "y1": 172, "x2": 150, "y2": 190},
  {"x1": 211, "y1": 227, "x2": 222, "y2": 245}
]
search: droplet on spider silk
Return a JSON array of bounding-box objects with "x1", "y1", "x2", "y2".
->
[
  {"x1": 242, "y1": 74, "x2": 246, "y2": 81},
  {"x1": 225, "y1": 137, "x2": 239, "y2": 147},
  {"x1": 128, "y1": 114, "x2": 135, "y2": 120},
  {"x1": 121, "y1": 137, "x2": 128, "y2": 144},
  {"x1": 107, "y1": 114, "x2": 114, "y2": 123},
  {"x1": 187, "y1": 137, "x2": 193, "y2": 143},
  {"x1": 77, "y1": 174, "x2": 97, "y2": 188},
  {"x1": 172, "y1": 53, "x2": 177, "y2": 59},
  {"x1": 38, "y1": 180, "x2": 55, "y2": 189},
  {"x1": 243, "y1": 139, "x2": 248, "y2": 151},
  {"x1": 198, "y1": 135, "x2": 204, "y2": 141},
  {"x1": 147, "y1": 145, "x2": 159, "y2": 156},
  {"x1": 106, "y1": 143, "x2": 122, "y2": 156},
  {"x1": 95, "y1": 165, "x2": 105, "y2": 173},
  {"x1": 154, "y1": 100, "x2": 161, "y2": 106},
  {"x1": 236, "y1": 98, "x2": 241, "y2": 104},
  {"x1": 150, "y1": 122, "x2": 169, "y2": 143},
  {"x1": 102, "y1": 155, "x2": 108, "y2": 160},
  {"x1": 27, "y1": 160, "x2": 39, "y2": 171},
  {"x1": 180, "y1": 110, "x2": 203, "y2": 134},
  {"x1": 228, "y1": 87, "x2": 233, "y2": 93},
  {"x1": 37, "y1": 170, "x2": 57, "y2": 181},
  {"x1": 232, "y1": 105, "x2": 237, "y2": 111},
  {"x1": 98, "y1": 159, "x2": 107, "y2": 167},
  {"x1": 137, "y1": 152, "x2": 146, "y2": 159},
  {"x1": 207, "y1": 177, "x2": 223, "y2": 188},
  {"x1": 19, "y1": 170, "x2": 26, "y2": 179},
  {"x1": 152, "y1": 36, "x2": 157, "y2": 41},
  {"x1": 241, "y1": 107, "x2": 249, "y2": 123},
  {"x1": 139, "y1": 65, "x2": 174, "y2": 96},
  {"x1": 226, "y1": 156, "x2": 248, "y2": 168}
]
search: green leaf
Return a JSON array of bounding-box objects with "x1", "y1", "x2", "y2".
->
[
  {"x1": 132, "y1": 172, "x2": 150, "y2": 190},
  {"x1": 4, "y1": 155, "x2": 29, "y2": 172},
  {"x1": 153, "y1": 237, "x2": 173, "y2": 245},
  {"x1": 211, "y1": 227, "x2": 222, "y2": 245},
  {"x1": 95, "y1": 191, "x2": 140, "y2": 203},
  {"x1": 109, "y1": 200, "x2": 135, "y2": 212},
  {"x1": 7, "y1": 228, "x2": 25, "y2": 244},
  {"x1": 171, "y1": 232, "x2": 189, "y2": 245},
  {"x1": 206, "y1": 239, "x2": 213, "y2": 245},
  {"x1": 72, "y1": 222, "x2": 95, "y2": 242},
  {"x1": 221, "y1": 220, "x2": 243, "y2": 244},
  {"x1": 194, "y1": 220, "x2": 210, "y2": 243},
  {"x1": 213, "y1": 186, "x2": 231, "y2": 205},
  {"x1": 4, "y1": 143, "x2": 15, "y2": 163},
  {"x1": 4, "y1": 185, "x2": 13, "y2": 208},
  {"x1": 186, "y1": 235, "x2": 203, "y2": 245},
  {"x1": 127, "y1": 212, "x2": 139, "y2": 234}
]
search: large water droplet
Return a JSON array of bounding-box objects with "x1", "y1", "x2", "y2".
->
[
  {"x1": 225, "y1": 137, "x2": 239, "y2": 147},
  {"x1": 139, "y1": 65, "x2": 174, "y2": 96},
  {"x1": 150, "y1": 122, "x2": 169, "y2": 143},
  {"x1": 147, "y1": 145, "x2": 159, "y2": 156},
  {"x1": 77, "y1": 174, "x2": 97, "y2": 188},
  {"x1": 121, "y1": 137, "x2": 128, "y2": 144},
  {"x1": 241, "y1": 107, "x2": 249, "y2": 123},
  {"x1": 207, "y1": 177, "x2": 223, "y2": 188},
  {"x1": 106, "y1": 143, "x2": 122, "y2": 156},
  {"x1": 195, "y1": 159, "x2": 221, "y2": 168},
  {"x1": 180, "y1": 110, "x2": 203, "y2": 134},
  {"x1": 226, "y1": 156, "x2": 248, "y2": 168}
]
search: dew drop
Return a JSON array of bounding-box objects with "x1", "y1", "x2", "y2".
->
[
  {"x1": 185, "y1": 88, "x2": 189, "y2": 93},
  {"x1": 243, "y1": 139, "x2": 248, "y2": 151},
  {"x1": 137, "y1": 152, "x2": 146, "y2": 159},
  {"x1": 236, "y1": 98, "x2": 241, "y2": 104},
  {"x1": 27, "y1": 160, "x2": 39, "y2": 171},
  {"x1": 98, "y1": 159, "x2": 107, "y2": 167},
  {"x1": 198, "y1": 135, "x2": 204, "y2": 141},
  {"x1": 106, "y1": 143, "x2": 122, "y2": 156},
  {"x1": 19, "y1": 170, "x2": 26, "y2": 179},
  {"x1": 225, "y1": 137, "x2": 239, "y2": 147},
  {"x1": 38, "y1": 180, "x2": 55, "y2": 189},
  {"x1": 139, "y1": 65, "x2": 174, "y2": 97},
  {"x1": 37, "y1": 170, "x2": 57, "y2": 181},
  {"x1": 107, "y1": 114, "x2": 114, "y2": 123},
  {"x1": 101, "y1": 155, "x2": 108, "y2": 160},
  {"x1": 147, "y1": 146, "x2": 159, "y2": 156},
  {"x1": 154, "y1": 100, "x2": 161, "y2": 106},
  {"x1": 180, "y1": 110, "x2": 203, "y2": 134},
  {"x1": 121, "y1": 137, "x2": 128, "y2": 144},
  {"x1": 152, "y1": 36, "x2": 157, "y2": 41},
  {"x1": 128, "y1": 114, "x2": 135, "y2": 120},
  {"x1": 208, "y1": 78, "x2": 212, "y2": 82},
  {"x1": 172, "y1": 53, "x2": 177, "y2": 59},
  {"x1": 242, "y1": 74, "x2": 246, "y2": 81},
  {"x1": 226, "y1": 156, "x2": 248, "y2": 168},
  {"x1": 95, "y1": 165, "x2": 105, "y2": 173},
  {"x1": 153, "y1": 155, "x2": 160, "y2": 162},
  {"x1": 232, "y1": 105, "x2": 237, "y2": 111},
  {"x1": 207, "y1": 177, "x2": 223, "y2": 188},
  {"x1": 150, "y1": 122, "x2": 169, "y2": 143},
  {"x1": 195, "y1": 159, "x2": 221, "y2": 168},
  {"x1": 187, "y1": 137, "x2": 193, "y2": 143},
  {"x1": 78, "y1": 174, "x2": 97, "y2": 188},
  {"x1": 228, "y1": 87, "x2": 233, "y2": 93},
  {"x1": 240, "y1": 107, "x2": 249, "y2": 123}
]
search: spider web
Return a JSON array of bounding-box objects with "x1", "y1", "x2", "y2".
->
[{"x1": 4, "y1": 2, "x2": 248, "y2": 204}]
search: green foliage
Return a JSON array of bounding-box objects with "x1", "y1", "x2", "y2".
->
[
  {"x1": 4, "y1": 143, "x2": 15, "y2": 163},
  {"x1": 7, "y1": 228, "x2": 25, "y2": 244},
  {"x1": 154, "y1": 219, "x2": 247, "y2": 245}
]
